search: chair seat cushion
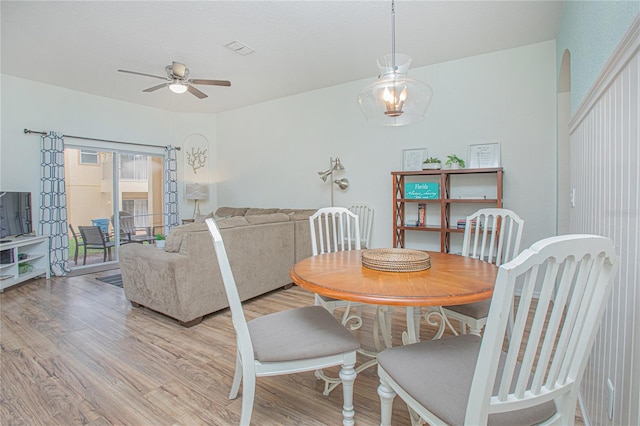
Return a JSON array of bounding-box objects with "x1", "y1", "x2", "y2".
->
[
  {"x1": 377, "y1": 334, "x2": 556, "y2": 426},
  {"x1": 248, "y1": 305, "x2": 360, "y2": 362},
  {"x1": 444, "y1": 299, "x2": 491, "y2": 319}
]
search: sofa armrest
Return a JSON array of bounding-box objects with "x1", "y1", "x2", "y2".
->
[{"x1": 119, "y1": 242, "x2": 229, "y2": 323}]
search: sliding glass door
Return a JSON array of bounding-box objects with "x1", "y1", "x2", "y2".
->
[{"x1": 64, "y1": 147, "x2": 164, "y2": 270}]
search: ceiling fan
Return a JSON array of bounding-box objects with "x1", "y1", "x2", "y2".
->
[{"x1": 117, "y1": 61, "x2": 231, "y2": 99}]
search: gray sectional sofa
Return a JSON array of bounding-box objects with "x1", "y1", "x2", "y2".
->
[{"x1": 119, "y1": 207, "x2": 317, "y2": 326}]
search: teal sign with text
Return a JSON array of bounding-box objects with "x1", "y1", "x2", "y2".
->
[{"x1": 405, "y1": 182, "x2": 439, "y2": 199}]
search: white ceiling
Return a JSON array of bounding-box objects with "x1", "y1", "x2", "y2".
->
[{"x1": 1, "y1": 1, "x2": 564, "y2": 114}]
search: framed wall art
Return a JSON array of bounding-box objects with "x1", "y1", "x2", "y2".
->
[
  {"x1": 402, "y1": 148, "x2": 427, "y2": 171},
  {"x1": 468, "y1": 142, "x2": 501, "y2": 168}
]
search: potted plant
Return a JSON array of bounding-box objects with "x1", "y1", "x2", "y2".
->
[
  {"x1": 422, "y1": 157, "x2": 442, "y2": 170},
  {"x1": 155, "y1": 233, "x2": 166, "y2": 249},
  {"x1": 445, "y1": 154, "x2": 466, "y2": 169}
]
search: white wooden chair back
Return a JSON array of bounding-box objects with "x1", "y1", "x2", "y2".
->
[
  {"x1": 204, "y1": 219, "x2": 254, "y2": 373},
  {"x1": 348, "y1": 203, "x2": 374, "y2": 248},
  {"x1": 462, "y1": 208, "x2": 524, "y2": 266},
  {"x1": 466, "y1": 234, "x2": 618, "y2": 424},
  {"x1": 205, "y1": 217, "x2": 360, "y2": 426},
  {"x1": 310, "y1": 207, "x2": 361, "y2": 255}
]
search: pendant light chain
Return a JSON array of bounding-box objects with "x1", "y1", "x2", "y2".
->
[{"x1": 391, "y1": 0, "x2": 397, "y2": 72}]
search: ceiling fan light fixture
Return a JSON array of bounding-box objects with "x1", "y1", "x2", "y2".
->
[
  {"x1": 169, "y1": 81, "x2": 188, "y2": 94},
  {"x1": 118, "y1": 61, "x2": 231, "y2": 99}
]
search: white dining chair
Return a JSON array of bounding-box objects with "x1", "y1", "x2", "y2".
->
[
  {"x1": 309, "y1": 207, "x2": 373, "y2": 396},
  {"x1": 309, "y1": 207, "x2": 363, "y2": 328},
  {"x1": 378, "y1": 234, "x2": 619, "y2": 426},
  {"x1": 442, "y1": 208, "x2": 524, "y2": 335},
  {"x1": 205, "y1": 218, "x2": 360, "y2": 426},
  {"x1": 348, "y1": 202, "x2": 374, "y2": 249}
]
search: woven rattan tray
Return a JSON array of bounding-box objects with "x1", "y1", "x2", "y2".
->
[{"x1": 362, "y1": 248, "x2": 431, "y2": 272}]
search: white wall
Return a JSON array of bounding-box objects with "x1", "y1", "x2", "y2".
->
[
  {"x1": 0, "y1": 75, "x2": 218, "y2": 220},
  {"x1": 568, "y1": 20, "x2": 639, "y2": 426},
  {"x1": 217, "y1": 41, "x2": 558, "y2": 250},
  {"x1": 2, "y1": 41, "x2": 557, "y2": 251}
]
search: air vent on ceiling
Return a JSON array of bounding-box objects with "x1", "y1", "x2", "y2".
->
[{"x1": 225, "y1": 41, "x2": 255, "y2": 56}]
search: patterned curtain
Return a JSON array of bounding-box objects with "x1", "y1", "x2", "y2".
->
[
  {"x1": 163, "y1": 145, "x2": 179, "y2": 233},
  {"x1": 40, "y1": 131, "x2": 70, "y2": 276}
]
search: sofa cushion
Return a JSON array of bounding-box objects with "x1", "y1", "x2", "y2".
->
[
  {"x1": 215, "y1": 207, "x2": 249, "y2": 218},
  {"x1": 164, "y1": 218, "x2": 250, "y2": 252},
  {"x1": 287, "y1": 209, "x2": 318, "y2": 222},
  {"x1": 216, "y1": 216, "x2": 250, "y2": 229},
  {"x1": 164, "y1": 223, "x2": 209, "y2": 252},
  {"x1": 245, "y1": 213, "x2": 291, "y2": 225},
  {"x1": 245, "y1": 207, "x2": 281, "y2": 216}
]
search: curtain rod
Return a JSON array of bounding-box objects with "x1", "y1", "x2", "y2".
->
[{"x1": 23, "y1": 128, "x2": 181, "y2": 151}]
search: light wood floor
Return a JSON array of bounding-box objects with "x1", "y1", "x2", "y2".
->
[{"x1": 1, "y1": 272, "x2": 585, "y2": 425}]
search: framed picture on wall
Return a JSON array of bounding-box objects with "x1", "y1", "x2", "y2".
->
[
  {"x1": 402, "y1": 148, "x2": 427, "y2": 171},
  {"x1": 468, "y1": 142, "x2": 501, "y2": 168}
]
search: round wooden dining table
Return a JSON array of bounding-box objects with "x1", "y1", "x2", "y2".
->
[{"x1": 290, "y1": 249, "x2": 498, "y2": 343}]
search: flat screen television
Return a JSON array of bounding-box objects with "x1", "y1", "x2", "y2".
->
[{"x1": 0, "y1": 192, "x2": 33, "y2": 239}]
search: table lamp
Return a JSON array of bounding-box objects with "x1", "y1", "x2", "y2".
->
[{"x1": 185, "y1": 183, "x2": 209, "y2": 218}]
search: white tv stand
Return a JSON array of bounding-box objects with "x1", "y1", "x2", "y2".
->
[{"x1": 0, "y1": 235, "x2": 50, "y2": 291}]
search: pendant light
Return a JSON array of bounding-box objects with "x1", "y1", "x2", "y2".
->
[{"x1": 357, "y1": 0, "x2": 433, "y2": 126}]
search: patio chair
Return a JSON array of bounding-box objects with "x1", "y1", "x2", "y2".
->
[
  {"x1": 378, "y1": 234, "x2": 618, "y2": 426},
  {"x1": 68, "y1": 224, "x2": 85, "y2": 265},
  {"x1": 77, "y1": 225, "x2": 116, "y2": 265},
  {"x1": 204, "y1": 218, "x2": 360, "y2": 426},
  {"x1": 111, "y1": 211, "x2": 155, "y2": 244}
]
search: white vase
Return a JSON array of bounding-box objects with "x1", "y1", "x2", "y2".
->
[
  {"x1": 448, "y1": 163, "x2": 461, "y2": 169},
  {"x1": 422, "y1": 163, "x2": 441, "y2": 170},
  {"x1": 156, "y1": 240, "x2": 166, "y2": 249}
]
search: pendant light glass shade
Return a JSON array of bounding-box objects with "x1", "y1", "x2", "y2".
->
[
  {"x1": 358, "y1": 54, "x2": 433, "y2": 126},
  {"x1": 357, "y1": 0, "x2": 433, "y2": 126}
]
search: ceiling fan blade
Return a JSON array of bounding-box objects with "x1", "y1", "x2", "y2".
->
[
  {"x1": 190, "y1": 79, "x2": 231, "y2": 87},
  {"x1": 143, "y1": 83, "x2": 170, "y2": 92},
  {"x1": 118, "y1": 69, "x2": 168, "y2": 80},
  {"x1": 186, "y1": 84, "x2": 208, "y2": 99},
  {"x1": 172, "y1": 62, "x2": 187, "y2": 78}
]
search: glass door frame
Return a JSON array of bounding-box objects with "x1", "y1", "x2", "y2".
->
[{"x1": 64, "y1": 143, "x2": 165, "y2": 271}]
